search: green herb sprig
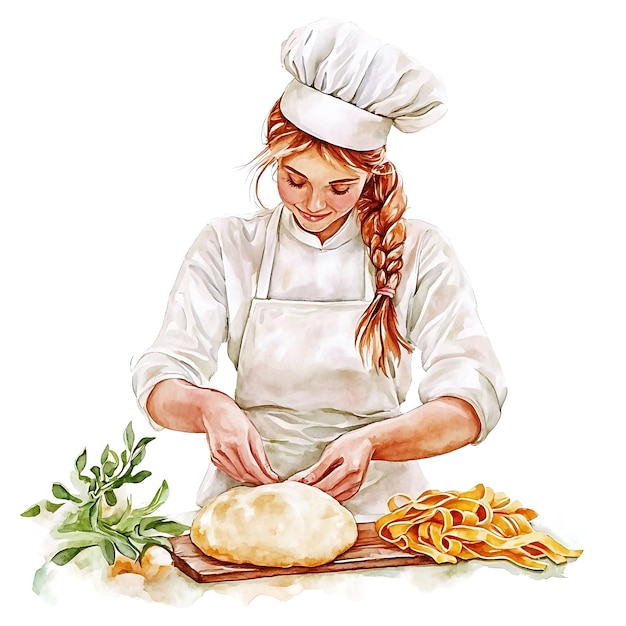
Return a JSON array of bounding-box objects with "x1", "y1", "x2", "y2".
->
[{"x1": 22, "y1": 422, "x2": 188, "y2": 566}]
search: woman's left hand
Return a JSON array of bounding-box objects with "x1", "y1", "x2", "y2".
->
[{"x1": 288, "y1": 430, "x2": 373, "y2": 502}]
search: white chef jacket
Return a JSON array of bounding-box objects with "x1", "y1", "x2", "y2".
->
[{"x1": 131, "y1": 206, "x2": 506, "y2": 443}]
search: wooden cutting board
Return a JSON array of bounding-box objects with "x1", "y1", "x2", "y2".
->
[{"x1": 168, "y1": 522, "x2": 434, "y2": 583}]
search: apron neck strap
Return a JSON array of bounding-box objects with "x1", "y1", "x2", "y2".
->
[
  {"x1": 256, "y1": 206, "x2": 282, "y2": 299},
  {"x1": 256, "y1": 206, "x2": 374, "y2": 300}
]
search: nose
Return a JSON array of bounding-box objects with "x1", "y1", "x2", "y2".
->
[{"x1": 306, "y1": 188, "x2": 327, "y2": 213}]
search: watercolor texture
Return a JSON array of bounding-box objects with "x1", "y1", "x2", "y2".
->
[{"x1": 3, "y1": 2, "x2": 624, "y2": 625}]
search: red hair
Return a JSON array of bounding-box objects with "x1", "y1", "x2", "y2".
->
[{"x1": 251, "y1": 100, "x2": 413, "y2": 375}]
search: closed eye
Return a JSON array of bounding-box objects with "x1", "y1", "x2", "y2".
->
[
  {"x1": 287, "y1": 177, "x2": 306, "y2": 189},
  {"x1": 331, "y1": 186, "x2": 351, "y2": 196}
]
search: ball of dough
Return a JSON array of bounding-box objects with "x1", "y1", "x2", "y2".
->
[{"x1": 190, "y1": 482, "x2": 358, "y2": 568}]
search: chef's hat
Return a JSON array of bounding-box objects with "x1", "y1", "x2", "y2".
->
[{"x1": 279, "y1": 19, "x2": 448, "y2": 151}]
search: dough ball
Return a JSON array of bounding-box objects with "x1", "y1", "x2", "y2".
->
[{"x1": 190, "y1": 482, "x2": 358, "y2": 568}]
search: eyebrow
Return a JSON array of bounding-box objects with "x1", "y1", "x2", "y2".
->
[{"x1": 284, "y1": 165, "x2": 360, "y2": 184}]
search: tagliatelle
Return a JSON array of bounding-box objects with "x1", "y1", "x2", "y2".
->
[{"x1": 375, "y1": 484, "x2": 582, "y2": 571}]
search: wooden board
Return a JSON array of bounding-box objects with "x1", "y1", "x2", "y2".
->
[{"x1": 168, "y1": 522, "x2": 434, "y2": 583}]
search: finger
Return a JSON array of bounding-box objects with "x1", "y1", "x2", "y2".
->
[
  {"x1": 211, "y1": 450, "x2": 265, "y2": 485},
  {"x1": 287, "y1": 469, "x2": 308, "y2": 482},
  {"x1": 233, "y1": 443, "x2": 278, "y2": 485},
  {"x1": 307, "y1": 461, "x2": 365, "y2": 495},
  {"x1": 208, "y1": 437, "x2": 268, "y2": 485},
  {"x1": 290, "y1": 455, "x2": 344, "y2": 485},
  {"x1": 206, "y1": 431, "x2": 276, "y2": 485},
  {"x1": 312, "y1": 472, "x2": 361, "y2": 497},
  {"x1": 332, "y1": 485, "x2": 361, "y2": 502},
  {"x1": 229, "y1": 450, "x2": 272, "y2": 485},
  {"x1": 247, "y1": 431, "x2": 280, "y2": 481},
  {"x1": 210, "y1": 453, "x2": 255, "y2": 484}
]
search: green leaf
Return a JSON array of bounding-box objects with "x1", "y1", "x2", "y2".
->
[
  {"x1": 143, "y1": 536, "x2": 172, "y2": 552},
  {"x1": 74, "y1": 449, "x2": 87, "y2": 474},
  {"x1": 76, "y1": 472, "x2": 91, "y2": 485},
  {"x1": 123, "y1": 422, "x2": 135, "y2": 451},
  {"x1": 110, "y1": 449, "x2": 120, "y2": 466},
  {"x1": 58, "y1": 503, "x2": 94, "y2": 533},
  {"x1": 104, "y1": 490, "x2": 117, "y2": 507},
  {"x1": 33, "y1": 562, "x2": 52, "y2": 595},
  {"x1": 112, "y1": 536, "x2": 140, "y2": 560},
  {"x1": 51, "y1": 545, "x2": 94, "y2": 566},
  {"x1": 139, "y1": 517, "x2": 189, "y2": 536},
  {"x1": 103, "y1": 496, "x2": 132, "y2": 527},
  {"x1": 51, "y1": 483, "x2": 81, "y2": 503},
  {"x1": 137, "y1": 516, "x2": 164, "y2": 534},
  {"x1": 121, "y1": 449, "x2": 128, "y2": 465},
  {"x1": 97, "y1": 520, "x2": 141, "y2": 560},
  {"x1": 90, "y1": 466, "x2": 101, "y2": 481},
  {"x1": 130, "y1": 446, "x2": 147, "y2": 467},
  {"x1": 134, "y1": 436, "x2": 155, "y2": 451},
  {"x1": 89, "y1": 501, "x2": 100, "y2": 531},
  {"x1": 132, "y1": 480, "x2": 169, "y2": 517},
  {"x1": 100, "y1": 444, "x2": 110, "y2": 465},
  {"x1": 102, "y1": 459, "x2": 118, "y2": 477},
  {"x1": 45, "y1": 501, "x2": 64, "y2": 513},
  {"x1": 138, "y1": 543, "x2": 152, "y2": 562},
  {"x1": 150, "y1": 520, "x2": 189, "y2": 535},
  {"x1": 99, "y1": 539, "x2": 116, "y2": 566},
  {"x1": 126, "y1": 470, "x2": 151, "y2": 484},
  {"x1": 21, "y1": 504, "x2": 41, "y2": 517}
]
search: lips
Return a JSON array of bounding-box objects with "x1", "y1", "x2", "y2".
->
[{"x1": 297, "y1": 208, "x2": 331, "y2": 223}]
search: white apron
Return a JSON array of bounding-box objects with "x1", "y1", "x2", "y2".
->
[{"x1": 197, "y1": 206, "x2": 427, "y2": 521}]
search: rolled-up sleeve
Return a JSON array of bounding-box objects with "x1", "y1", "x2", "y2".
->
[
  {"x1": 131, "y1": 224, "x2": 228, "y2": 427},
  {"x1": 407, "y1": 228, "x2": 507, "y2": 443}
]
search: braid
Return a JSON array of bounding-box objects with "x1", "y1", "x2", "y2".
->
[{"x1": 355, "y1": 162, "x2": 413, "y2": 375}]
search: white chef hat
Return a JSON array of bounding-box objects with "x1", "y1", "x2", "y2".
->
[{"x1": 279, "y1": 19, "x2": 448, "y2": 151}]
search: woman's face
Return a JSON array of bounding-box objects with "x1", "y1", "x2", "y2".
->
[{"x1": 277, "y1": 149, "x2": 368, "y2": 243}]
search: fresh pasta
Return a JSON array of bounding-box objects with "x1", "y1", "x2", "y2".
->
[{"x1": 375, "y1": 484, "x2": 582, "y2": 571}]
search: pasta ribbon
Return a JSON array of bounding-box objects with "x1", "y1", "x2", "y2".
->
[{"x1": 375, "y1": 484, "x2": 582, "y2": 571}]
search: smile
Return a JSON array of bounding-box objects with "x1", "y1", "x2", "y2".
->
[{"x1": 297, "y1": 208, "x2": 331, "y2": 222}]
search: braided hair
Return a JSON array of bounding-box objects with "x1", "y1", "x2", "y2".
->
[{"x1": 251, "y1": 100, "x2": 413, "y2": 376}]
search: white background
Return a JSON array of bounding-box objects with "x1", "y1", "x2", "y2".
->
[{"x1": 1, "y1": 1, "x2": 624, "y2": 623}]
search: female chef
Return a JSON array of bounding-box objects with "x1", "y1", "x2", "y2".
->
[{"x1": 131, "y1": 19, "x2": 507, "y2": 520}]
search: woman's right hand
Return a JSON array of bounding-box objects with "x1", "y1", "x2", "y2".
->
[
  {"x1": 146, "y1": 379, "x2": 279, "y2": 485},
  {"x1": 201, "y1": 395, "x2": 280, "y2": 485}
]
